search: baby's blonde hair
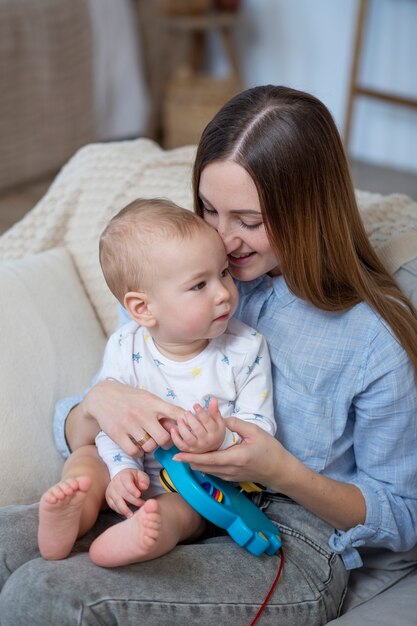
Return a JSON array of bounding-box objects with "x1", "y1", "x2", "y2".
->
[{"x1": 99, "y1": 198, "x2": 212, "y2": 303}]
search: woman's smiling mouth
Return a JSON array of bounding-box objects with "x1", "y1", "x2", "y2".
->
[{"x1": 228, "y1": 252, "x2": 255, "y2": 266}]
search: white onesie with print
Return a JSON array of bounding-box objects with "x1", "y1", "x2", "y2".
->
[{"x1": 95, "y1": 318, "x2": 276, "y2": 497}]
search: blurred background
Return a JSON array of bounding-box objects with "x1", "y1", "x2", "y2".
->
[{"x1": 1, "y1": 0, "x2": 416, "y2": 234}]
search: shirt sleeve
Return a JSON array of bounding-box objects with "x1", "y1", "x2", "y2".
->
[
  {"x1": 94, "y1": 327, "x2": 144, "y2": 478},
  {"x1": 52, "y1": 305, "x2": 130, "y2": 459},
  {"x1": 95, "y1": 431, "x2": 143, "y2": 479},
  {"x1": 232, "y1": 331, "x2": 276, "y2": 437},
  {"x1": 328, "y1": 324, "x2": 417, "y2": 569}
]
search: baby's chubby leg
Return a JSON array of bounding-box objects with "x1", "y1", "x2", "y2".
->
[
  {"x1": 38, "y1": 445, "x2": 109, "y2": 560},
  {"x1": 89, "y1": 493, "x2": 205, "y2": 567}
]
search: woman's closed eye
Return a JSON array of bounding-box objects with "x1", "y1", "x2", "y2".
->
[
  {"x1": 202, "y1": 205, "x2": 262, "y2": 230},
  {"x1": 202, "y1": 205, "x2": 217, "y2": 217},
  {"x1": 240, "y1": 220, "x2": 263, "y2": 230},
  {"x1": 202, "y1": 204, "x2": 263, "y2": 230}
]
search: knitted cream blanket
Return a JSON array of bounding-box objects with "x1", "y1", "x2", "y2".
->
[{"x1": 0, "y1": 138, "x2": 416, "y2": 336}]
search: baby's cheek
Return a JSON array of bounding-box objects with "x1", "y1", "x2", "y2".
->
[{"x1": 184, "y1": 316, "x2": 208, "y2": 335}]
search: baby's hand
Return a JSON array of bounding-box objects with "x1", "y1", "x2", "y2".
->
[
  {"x1": 171, "y1": 398, "x2": 226, "y2": 453},
  {"x1": 105, "y1": 468, "x2": 150, "y2": 517}
]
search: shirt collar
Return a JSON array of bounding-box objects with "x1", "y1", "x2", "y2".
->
[
  {"x1": 237, "y1": 275, "x2": 297, "y2": 308},
  {"x1": 236, "y1": 275, "x2": 265, "y2": 294}
]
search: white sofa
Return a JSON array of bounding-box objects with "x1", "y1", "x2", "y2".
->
[{"x1": 0, "y1": 138, "x2": 416, "y2": 623}]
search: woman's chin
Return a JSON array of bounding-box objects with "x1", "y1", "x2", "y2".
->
[{"x1": 229, "y1": 264, "x2": 258, "y2": 282}]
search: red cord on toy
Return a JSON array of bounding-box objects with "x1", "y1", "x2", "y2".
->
[{"x1": 249, "y1": 547, "x2": 285, "y2": 626}]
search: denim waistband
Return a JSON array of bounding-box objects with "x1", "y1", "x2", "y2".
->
[{"x1": 249, "y1": 491, "x2": 293, "y2": 509}]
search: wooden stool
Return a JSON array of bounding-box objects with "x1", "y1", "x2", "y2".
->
[{"x1": 160, "y1": 10, "x2": 243, "y2": 148}]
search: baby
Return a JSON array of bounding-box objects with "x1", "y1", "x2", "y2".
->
[{"x1": 38, "y1": 198, "x2": 276, "y2": 567}]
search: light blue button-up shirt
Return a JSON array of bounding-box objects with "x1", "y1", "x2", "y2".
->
[
  {"x1": 235, "y1": 275, "x2": 417, "y2": 569},
  {"x1": 53, "y1": 275, "x2": 417, "y2": 569}
]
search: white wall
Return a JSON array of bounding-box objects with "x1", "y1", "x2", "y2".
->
[{"x1": 229, "y1": 0, "x2": 417, "y2": 173}]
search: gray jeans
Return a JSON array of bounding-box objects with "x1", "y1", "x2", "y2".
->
[{"x1": 0, "y1": 494, "x2": 348, "y2": 625}]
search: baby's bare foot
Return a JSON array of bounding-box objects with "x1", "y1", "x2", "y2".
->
[
  {"x1": 38, "y1": 475, "x2": 92, "y2": 560},
  {"x1": 90, "y1": 498, "x2": 165, "y2": 567}
]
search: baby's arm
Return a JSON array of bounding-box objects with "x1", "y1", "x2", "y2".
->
[{"x1": 96, "y1": 431, "x2": 149, "y2": 516}]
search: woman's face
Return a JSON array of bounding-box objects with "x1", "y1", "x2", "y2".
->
[{"x1": 199, "y1": 160, "x2": 280, "y2": 281}]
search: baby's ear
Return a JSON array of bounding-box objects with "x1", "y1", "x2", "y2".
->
[{"x1": 124, "y1": 292, "x2": 156, "y2": 327}]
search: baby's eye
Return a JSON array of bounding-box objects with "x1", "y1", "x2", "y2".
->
[
  {"x1": 220, "y1": 267, "x2": 230, "y2": 278},
  {"x1": 191, "y1": 281, "x2": 206, "y2": 291}
]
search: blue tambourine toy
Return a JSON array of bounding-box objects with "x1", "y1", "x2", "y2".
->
[{"x1": 154, "y1": 445, "x2": 281, "y2": 557}]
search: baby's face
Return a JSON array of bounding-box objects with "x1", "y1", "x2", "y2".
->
[{"x1": 147, "y1": 227, "x2": 238, "y2": 344}]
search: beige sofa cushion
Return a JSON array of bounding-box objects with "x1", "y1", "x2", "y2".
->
[
  {"x1": 63, "y1": 141, "x2": 197, "y2": 336},
  {"x1": 0, "y1": 248, "x2": 106, "y2": 506}
]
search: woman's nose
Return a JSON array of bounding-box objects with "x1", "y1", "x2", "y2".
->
[{"x1": 218, "y1": 224, "x2": 239, "y2": 253}]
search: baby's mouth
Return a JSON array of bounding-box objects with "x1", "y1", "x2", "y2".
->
[{"x1": 214, "y1": 313, "x2": 230, "y2": 322}]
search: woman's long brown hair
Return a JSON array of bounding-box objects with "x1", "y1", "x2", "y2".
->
[{"x1": 193, "y1": 85, "x2": 417, "y2": 373}]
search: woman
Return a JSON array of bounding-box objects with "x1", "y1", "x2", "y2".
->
[{"x1": 1, "y1": 85, "x2": 416, "y2": 625}]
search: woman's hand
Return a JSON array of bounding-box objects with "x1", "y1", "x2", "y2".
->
[
  {"x1": 173, "y1": 416, "x2": 286, "y2": 488},
  {"x1": 66, "y1": 379, "x2": 185, "y2": 456},
  {"x1": 174, "y1": 416, "x2": 366, "y2": 530}
]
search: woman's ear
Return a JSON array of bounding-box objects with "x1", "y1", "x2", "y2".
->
[{"x1": 124, "y1": 291, "x2": 156, "y2": 327}]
